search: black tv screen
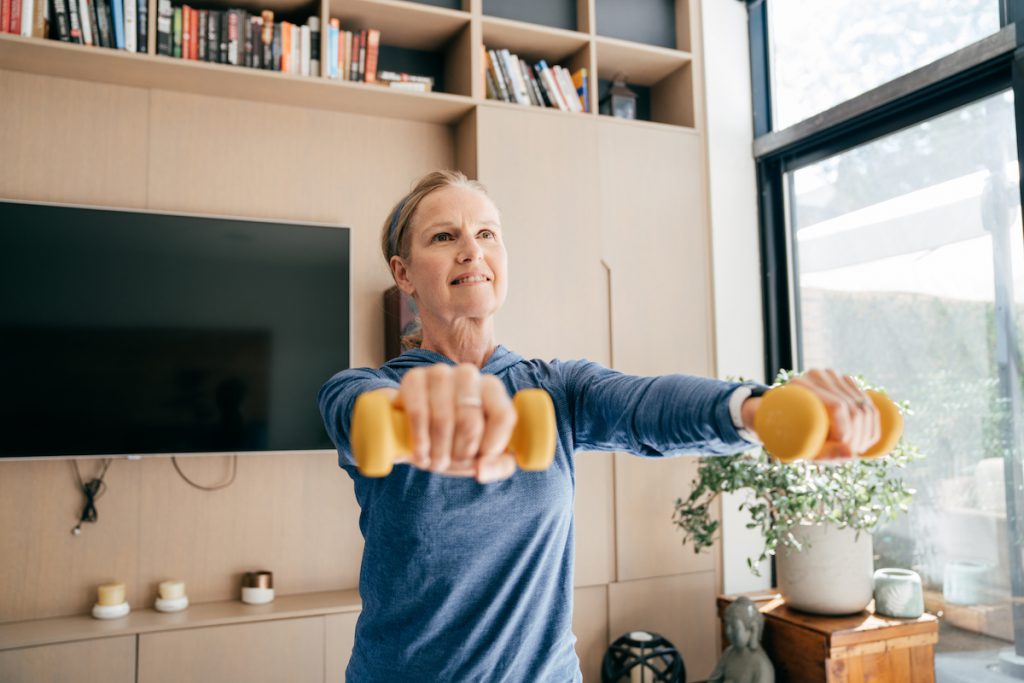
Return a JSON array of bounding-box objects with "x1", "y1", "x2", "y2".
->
[{"x1": 0, "y1": 201, "x2": 350, "y2": 458}]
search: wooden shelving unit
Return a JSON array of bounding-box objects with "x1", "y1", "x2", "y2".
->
[
  {"x1": 0, "y1": 0, "x2": 698, "y2": 128},
  {"x1": 0, "y1": 589, "x2": 362, "y2": 651}
]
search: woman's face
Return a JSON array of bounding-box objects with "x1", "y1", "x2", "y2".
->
[{"x1": 391, "y1": 185, "x2": 508, "y2": 325}]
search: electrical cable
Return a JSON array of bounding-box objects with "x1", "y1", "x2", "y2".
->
[
  {"x1": 71, "y1": 458, "x2": 112, "y2": 536},
  {"x1": 171, "y1": 455, "x2": 238, "y2": 491}
]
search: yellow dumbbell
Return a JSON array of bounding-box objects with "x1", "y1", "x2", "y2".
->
[
  {"x1": 753, "y1": 385, "x2": 904, "y2": 463},
  {"x1": 350, "y1": 387, "x2": 557, "y2": 477}
]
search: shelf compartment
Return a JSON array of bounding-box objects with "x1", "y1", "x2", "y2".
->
[
  {"x1": 481, "y1": 16, "x2": 588, "y2": 64},
  {"x1": 328, "y1": 0, "x2": 468, "y2": 51},
  {"x1": 482, "y1": 0, "x2": 579, "y2": 33},
  {"x1": 595, "y1": 37, "x2": 692, "y2": 127},
  {"x1": 594, "y1": 0, "x2": 687, "y2": 51},
  {"x1": 0, "y1": 33, "x2": 475, "y2": 124}
]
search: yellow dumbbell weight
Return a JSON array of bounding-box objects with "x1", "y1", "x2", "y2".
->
[
  {"x1": 351, "y1": 387, "x2": 557, "y2": 477},
  {"x1": 753, "y1": 385, "x2": 904, "y2": 463}
]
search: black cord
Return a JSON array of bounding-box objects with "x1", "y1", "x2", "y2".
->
[{"x1": 71, "y1": 458, "x2": 111, "y2": 536}]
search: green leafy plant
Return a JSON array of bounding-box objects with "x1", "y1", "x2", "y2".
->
[{"x1": 672, "y1": 373, "x2": 921, "y2": 575}]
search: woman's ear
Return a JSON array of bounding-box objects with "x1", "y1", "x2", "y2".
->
[{"x1": 390, "y1": 255, "x2": 415, "y2": 296}]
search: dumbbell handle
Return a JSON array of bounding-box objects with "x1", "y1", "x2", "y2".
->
[
  {"x1": 351, "y1": 387, "x2": 557, "y2": 477},
  {"x1": 754, "y1": 385, "x2": 903, "y2": 463}
]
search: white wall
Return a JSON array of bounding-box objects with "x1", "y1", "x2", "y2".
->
[{"x1": 701, "y1": 0, "x2": 772, "y2": 593}]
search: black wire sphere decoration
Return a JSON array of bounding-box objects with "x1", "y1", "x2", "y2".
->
[{"x1": 601, "y1": 630, "x2": 685, "y2": 683}]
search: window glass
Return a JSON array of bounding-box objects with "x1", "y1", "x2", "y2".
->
[
  {"x1": 790, "y1": 90, "x2": 1022, "y2": 655},
  {"x1": 770, "y1": 0, "x2": 1001, "y2": 130}
]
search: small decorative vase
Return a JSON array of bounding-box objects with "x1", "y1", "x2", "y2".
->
[
  {"x1": 776, "y1": 522, "x2": 874, "y2": 615},
  {"x1": 873, "y1": 568, "x2": 924, "y2": 618}
]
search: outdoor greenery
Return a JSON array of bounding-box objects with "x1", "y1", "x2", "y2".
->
[{"x1": 672, "y1": 373, "x2": 921, "y2": 575}]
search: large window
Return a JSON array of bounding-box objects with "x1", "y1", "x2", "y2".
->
[{"x1": 751, "y1": 0, "x2": 1024, "y2": 676}]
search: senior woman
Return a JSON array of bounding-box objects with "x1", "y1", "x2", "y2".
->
[{"x1": 318, "y1": 170, "x2": 879, "y2": 682}]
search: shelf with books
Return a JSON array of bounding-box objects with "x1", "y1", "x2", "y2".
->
[
  {"x1": 0, "y1": 32, "x2": 475, "y2": 123},
  {"x1": 327, "y1": 0, "x2": 471, "y2": 95}
]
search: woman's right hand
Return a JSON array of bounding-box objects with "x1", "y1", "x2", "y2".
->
[{"x1": 382, "y1": 363, "x2": 519, "y2": 483}]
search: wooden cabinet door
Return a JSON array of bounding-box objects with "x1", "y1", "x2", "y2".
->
[{"x1": 0, "y1": 636, "x2": 135, "y2": 683}]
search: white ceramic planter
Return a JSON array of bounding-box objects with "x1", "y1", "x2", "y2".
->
[{"x1": 776, "y1": 522, "x2": 874, "y2": 615}]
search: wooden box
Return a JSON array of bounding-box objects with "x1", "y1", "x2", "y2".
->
[{"x1": 717, "y1": 592, "x2": 938, "y2": 683}]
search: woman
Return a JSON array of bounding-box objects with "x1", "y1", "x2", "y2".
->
[{"x1": 318, "y1": 170, "x2": 879, "y2": 682}]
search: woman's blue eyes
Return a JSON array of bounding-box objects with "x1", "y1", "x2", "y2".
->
[{"x1": 431, "y1": 230, "x2": 495, "y2": 242}]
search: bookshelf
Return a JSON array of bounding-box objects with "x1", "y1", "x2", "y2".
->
[{"x1": 0, "y1": 0, "x2": 698, "y2": 128}]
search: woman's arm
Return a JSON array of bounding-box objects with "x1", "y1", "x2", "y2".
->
[
  {"x1": 318, "y1": 368, "x2": 400, "y2": 469},
  {"x1": 562, "y1": 360, "x2": 757, "y2": 456}
]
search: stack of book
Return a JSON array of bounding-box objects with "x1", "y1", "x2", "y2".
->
[
  {"x1": 484, "y1": 47, "x2": 588, "y2": 113},
  {"x1": 21, "y1": 0, "x2": 148, "y2": 50},
  {"x1": 324, "y1": 22, "x2": 434, "y2": 91},
  {"x1": 1, "y1": 0, "x2": 47, "y2": 37},
  {"x1": 157, "y1": 3, "x2": 320, "y2": 76}
]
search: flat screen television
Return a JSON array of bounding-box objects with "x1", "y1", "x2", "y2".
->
[{"x1": 0, "y1": 200, "x2": 350, "y2": 458}]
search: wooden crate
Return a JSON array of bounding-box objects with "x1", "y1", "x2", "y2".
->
[{"x1": 717, "y1": 592, "x2": 938, "y2": 683}]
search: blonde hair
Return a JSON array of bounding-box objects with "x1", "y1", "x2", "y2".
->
[
  {"x1": 380, "y1": 169, "x2": 490, "y2": 263},
  {"x1": 381, "y1": 170, "x2": 492, "y2": 351}
]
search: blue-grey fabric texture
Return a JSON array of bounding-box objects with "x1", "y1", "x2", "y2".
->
[{"x1": 317, "y1": 346, "x2": 756, "y2": 682}]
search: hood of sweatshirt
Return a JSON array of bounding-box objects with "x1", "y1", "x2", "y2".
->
[{"x1": 382, "y1": 345, "x2": 524, "y2": 376}]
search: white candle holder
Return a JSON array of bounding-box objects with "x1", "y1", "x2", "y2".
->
[
  {"x1": 92, "y1": 601, "x2": 131, "y2": 619},
  {"x1": 155, "y1": 595, "x2": 190, "y2": 612}
]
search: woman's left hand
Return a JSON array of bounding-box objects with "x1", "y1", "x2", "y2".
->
[{"x1": 742, "y1": 368, "x2": 881, "y2": 459}]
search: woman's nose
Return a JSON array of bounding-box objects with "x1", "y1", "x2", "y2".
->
[{"x1": 457, "y1": 236, "x2": 483, "y2": 262}]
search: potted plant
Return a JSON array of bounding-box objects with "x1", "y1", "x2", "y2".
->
[{"x1": 673, "y1": 373, "x2": 921, "y2": 615}]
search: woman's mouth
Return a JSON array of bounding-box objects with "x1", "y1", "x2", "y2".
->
[{"x1": 450, "y1": 275, "x2": 490, "y2": 285}]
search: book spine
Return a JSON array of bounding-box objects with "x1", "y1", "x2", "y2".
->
[
  {"x1": 242, "y1": 9, "x2": 251, "y2": 66},
  {"x1": 260, "y1": 10, "x2": 272, "y2": 69},
  {"x1": 226, "y1": 8, "x2": 237, "y2": 64},
  {"x1": 94, "y1": 0, "x2": 110, "y2": 47},
  {"x1": 181, "y1": 5, "x2": 190, "y2": 58},
  {"x1": 171, "y1": 5, "x2": 179, "y2": 57},
  {"x1": 31, "y1": 0, "x2": 46, "y2": 38},
  {"x1": 271, "y1": 21, "x2": 280, "y2": 69},
  {"x1": 108, "y1": 0, "x2": 121, "y2": 48},
  {"x1": 66, "y1": 0, "x2": 82, "y2": 43},
  {"x1": 364, "y1": 27, "x2": 379, "y2": 83},
  {"x1": 521, "y1": 59, "x2": 541, "y2": 106},
  {"x1": 19, "y1": 0, "x2": 32, "y2": 35},
  {"x1": 155, "y1": 0, "x2": 169, "y2": 54},
  {"x1": 307, "y1": 15, "x2": 318, "y2": 77},
  {"x1": 198, "y1": 7, "x2": 207, "y2": 59},
  {"x1": 558, "y1": 66, "x2": 582, "y2": 112},
  {"x1": 279, "y1": 19, "x2": 289, "y2": 72},
  {"x1": 1, "y1": 0, "x2": 10, "y2": 35},
  {"x1": 572, "y1": 68, "x2": 588, "y2": 113},
  {"x1": 299, "y1": 22, "x2": 309, "y2": 75},
  {"x1": 289, "y1": 22, "x2": 297, "y2": 73},
  {"x1": 10, "y1": 0, "x2": 22, "y2": 36},
  {"x1": 189, "y1": 5, "x2": 196, "y2": 59},
  {"x1": 135, "y1": 0, "x2": 144, "y2": 51},
  {"x1": 484, "y1": 67, "x2": 497, "y2": 100},
  {"x1": 486, "y1": 49, "x2": 509, "y2": 102},
  {"x1": 251, "y1": 15, "x2": 261, "y2": 68},
  {"x1": 357, "y1": 28, "x2": 365, "y2": 81},
  {"x1": 536, "y1": 60, "x2": 567, "y2": 111},
  {"x1": 51, "y1": 0, "x2": 70, "y2": 41},
  {"x1": 327, "y1": 18, "x2": 337, "y2": 78},
  {"x1": 76, "y1": 0, "x2": 91, "y2": 44},
  {"x1": 343, "y1": 30, "x2": 351, "y2": 80},
  {"x1": 121, "y1": 0, "x2": 133, "y2": 52},
  {"x1": 217, "y1": 10, "x2": 227, "y2": 63}
]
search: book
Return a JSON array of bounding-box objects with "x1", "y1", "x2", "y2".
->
[
  {"x1": 171, "y1": 5, "x2": 180, "y2": 57},
  {"x1": 66, "y1": 0, "x2": 82, "y2": 44},
  {"x1": 364, "y1": 28, "x2": 379, "y2": 83},
  {"x1": 19, "y1": 0, "x2": 32, "y2": 35},
  {"x1": 535, "y1": 60, "x2": 567, "y2": 111},
  {"x1": 555, "y1": 65, "x2": 581, "y2": 112},
  {"x1": 197, "y1": 8, "x2": 206, "y2": 60},
  {"x1": 242, "y1": 10, "x2": 252, "y2": 66},
  {"x1": 486, "y1": 49, "x2": 509, "y2": 102},
  {"x1": 122, "y1": 0, "x2": 134, "y2": 53},
  {"x1": 279, "y1": 19, "x2": 289, "y2": 72},
  {"x1": 155, "y1": 0, "x2": 170, "y2": 54},
  {"x1": 261, "y1": 10, "x2": 273, "y2": 69},
  {"x1": 357, "y1": 28, "x2": 365, "y2": 81},
  {"x1": 135, "y1": 0, "x2": 145, "y2": 52},
  {"x1": 299, "y1": 23, "x2": 309, "y2": 75},
  {"x1": 50, "y1": 0, "x2": 71, "y2": 41},
  {"x1": 289, "y1": 22, "x2": 298, "y2": 73},
  {"x1": 218, "y1": 10, "x2": 228, "y2": 63},
  {"x1": 271, "y1": 20, "x2": 280, "y2": 69},
  {"x1": 307, "y1": 15, "x2": 319, "y2": 77},
  {"x1": 250, "y1": 15, "x2": 261, "y2": 68},
  {"x1": 109, "y1": 0, "x2": 122, "y2": 49},
  {"x1": 94, "y1": 0, "x2": 110, "y2": 47},
  {"x1": 30, "y1": 0, "x2": 46, "y2": 38},
  {"x1": 181, "y1": 5, "x2": 190, "y2": 58},
  {"x1": 74, "y1": 0, "x2": 91, "y2": 44},
  {"x1": 327, "y1": 18, "x2": 338, "y2": 78},
  {"x1": 226, "y1": 9, "x2": 237, "y2": 65},
  {"x1": 188, "y1": 3, "x2": 197, "y2": 58},
  {"x1": 572, "y1": 68, "x2": 588, "y2": 113},
  {"x1": 387, "y1": 80, "x2": 429, "y2": 92},
  {"x1": 10, "y1": 0, "x2": 21, "y2": 37}
]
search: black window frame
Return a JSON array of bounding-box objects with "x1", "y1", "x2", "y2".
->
[{"x1": 747, "y1": 0, "x2": 1024, "y2": 654}]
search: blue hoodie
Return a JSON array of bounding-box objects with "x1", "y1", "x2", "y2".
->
[{"x1": 318, "y1": 346, "x2": 755, "y2": 682}]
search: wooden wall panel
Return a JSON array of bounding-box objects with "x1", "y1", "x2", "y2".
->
[
  {"x1": 608, "y1": 571, "x2": 719, "y2": 682},
  {"x1": 574, "y1": 452, "x2": 615, "y2": 587},
  {"x1": 138, "y1": 617, "x2": 324, "y2": 683},
  {"x1": 573, "y1": 585, "x2": 609, "y2": 683},
  {"x1": 0, "y1": 636, "x2": 135, "y2": 683},
  {"x1": 597, "y1": 122, "x2": 713, "y2": 378},
  {"x1": 136, "y1": 453, "x2": 363, "y2": 606},
  {"x1": 325, "y1": 612, "x2": 359, "y2": 683},
  {"x1": 475, "y1": 106, "x2": 610, "y2": 366},
  {"x1": 614, "y1": 454, "x2": 715, "y2": 581},
  {"x1": 0, "y1": 459, "x2": 142, "y2": 622},
  {"x1": 0, "y1": 71, "x2": 149, "y2": 208}
]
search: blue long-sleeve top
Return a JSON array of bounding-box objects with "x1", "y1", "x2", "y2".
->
[{"x1": 317, "y1": 345, "x2": 757, "y2": 682}]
